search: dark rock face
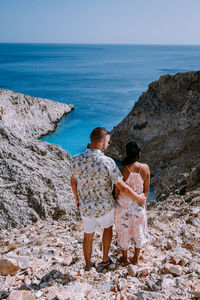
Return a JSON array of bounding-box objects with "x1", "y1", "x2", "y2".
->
[
  {"x1": 107, "y1": 71, "x2": 200, "y2": 195},
  {"x1": 0, "y1": 90, "x2": 75, "y2": 229}
]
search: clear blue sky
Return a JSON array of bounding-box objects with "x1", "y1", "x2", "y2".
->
[{"x1": 0, "y1": 0, "x2": 200, "y2": 45}]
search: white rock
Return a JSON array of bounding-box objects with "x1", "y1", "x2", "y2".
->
[
  {"x1": 162, "y1": 263, "x2": 183, "y2": 276},
  {"x1": 7, "y1": 290, "x2": 35, "y2": 300},
  {"x1": 0, "y1": 258, "x2": 20, "y2": 275},
  {"x1": 127, "y1": 265, "x2": 137, "y2": 277}
]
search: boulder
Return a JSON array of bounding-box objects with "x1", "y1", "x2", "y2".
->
[
  {"x1": 162, "y1": 263, "x2": 183, "y2": 276},
  {"x1": 0, "y1": 258, "x2": 20, "y2": 275},
  {"x1": 7, "y1": 290, "x2": 35, "y2": 300}
]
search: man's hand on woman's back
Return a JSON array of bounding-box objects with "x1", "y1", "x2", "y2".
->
[{"x1": 115, "y1": 180, "x2": 147, "y2": 207}]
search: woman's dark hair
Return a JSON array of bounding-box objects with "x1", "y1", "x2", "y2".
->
[{"x1": 122, "y1": 140, "x2": 141, "y2": 165}]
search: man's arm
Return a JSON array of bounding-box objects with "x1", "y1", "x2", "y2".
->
[
  {"x1": 70, "y1": 177, "x2": 80, "y2": 208},
  {"x1": 115, "y1": 180, "x2": 146, "y2": 207}
]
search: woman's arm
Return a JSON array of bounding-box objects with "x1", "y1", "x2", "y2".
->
[{"x1": 141, "y1": 164, "x2": 150, "y2": 197}]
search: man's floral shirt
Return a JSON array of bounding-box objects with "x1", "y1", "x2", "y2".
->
[{"x1": 70, "y1": 148, "x2": 122, "y2": 217}]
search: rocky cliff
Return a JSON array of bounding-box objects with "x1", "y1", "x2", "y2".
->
[
  {"x1": 0, "y1": 89, "x2": 75, "y2": 229},
  {"x1": 107, "y1": 71, "x2": 200, "y2": 197},
  {"x1": 0, "y1": 89, "x2": 73, "y2": 139}
]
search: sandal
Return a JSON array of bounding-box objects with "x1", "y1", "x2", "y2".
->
[
  {"x1": 96, "y1": 257, "x2": 116, "y2": 273},
  {"x1": 84, "y1": 261, "x2": 96, "y2": 271}
]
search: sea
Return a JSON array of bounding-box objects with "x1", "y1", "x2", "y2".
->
[
  {"x1": 1, "y1": 43, "x2": 200, "y2": 156},
  {"x1": 1, "y1": 43, "x2": 200, "y2": 200}
]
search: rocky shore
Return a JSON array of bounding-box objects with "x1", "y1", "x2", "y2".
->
[
  {"x1": 0, "y1": 89, "x2": 73, "y2": 139},
  {"x1": 0, "y1": 76, "x2": 200, "y2": 299},
  {"x1": 0, "y1": 89, "x2": 75, "y2": 229}
]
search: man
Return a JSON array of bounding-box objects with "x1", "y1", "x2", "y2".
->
[{"x1": 70, "y1": 127, "x2": 146, "y2": 271}]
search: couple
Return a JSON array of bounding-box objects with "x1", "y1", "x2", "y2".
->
[{"x1": 70, "y1": 127, "x2": 150, "y2": 271}]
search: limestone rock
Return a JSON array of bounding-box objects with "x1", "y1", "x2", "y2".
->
[
  {"x1": 162, "y1": 263, "x2": 183, "y2": 276},
  {"x1": 45, "y1": 282, "x2": 93, "y2": 300},
  {"x1": 0, "y1": 89, "x2": 73, "y2": 139},
  {"x1": 136, "y1": 290, "x2": 167, "y2": 300},
  {"x1": 0, "y1": 89, "x2": 76, "y2": 229},
  {"x1": 0, "y1": 258, "x2": 20, "y2": 275},
  {"x1": 168, "y1": 253, "x2": 189, "y2": 266},
  {"x1": 193, "y1": 283, "x2": 200, "y2": 298},
  {"x1": 7, "y1": 290, "x2": 35, "y2": 300},
  {"x1": 11, "y1": 256, "x2": 31, "y2": 270},
  {"x1": 127, "y1": 265, "x2": 137, "y2": 277}
]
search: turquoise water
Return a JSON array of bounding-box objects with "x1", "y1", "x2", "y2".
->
[{"x1": 1, "y1": 43, "x2": 200, "y2": 156}]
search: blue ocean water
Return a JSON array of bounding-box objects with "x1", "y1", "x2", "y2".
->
[{"x1": 1, "y1": 43, "x2": 200, "y2": 157}]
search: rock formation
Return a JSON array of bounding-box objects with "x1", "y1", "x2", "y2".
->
[
  {"x1": 106, "y1": 71, "x2": 200, "y2": 197},
  {"x1": 0, "y1": 89, "x2": 75, "y2": 229},
  {"x1": 0, "y1": 89, "x2": 73, "y2": 139}
]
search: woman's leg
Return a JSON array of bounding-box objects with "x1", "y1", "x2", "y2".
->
[
  {"x1": 115, "y1": 207, "x2": 130, "y2": 264},
  {"x1": 120, "y1": 249, "x2": 128, "y2": 264},
  {"x1": 130, "y1": 247, "x2": 140, "y2": 265},
  {"x1": 129, "y1": 206, "x2": 146, "y2": 265}
]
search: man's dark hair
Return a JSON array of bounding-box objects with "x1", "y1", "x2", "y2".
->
[{"x1": 90, "y1": 127, "x2": 110, "y2": 143}]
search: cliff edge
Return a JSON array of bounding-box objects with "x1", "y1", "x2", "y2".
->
[
  {"x1": 0, "y1": 89, "x2": 75, "y2": 229},
  {"x1": 107, "y1": 71, "x2": 200, "y2": 197},
  {"x1": 0, "y1": 89, "x2": 73, "y2": 139}
]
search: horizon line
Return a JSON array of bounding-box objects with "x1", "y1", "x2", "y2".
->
[{"x1": 1, "y1": 42, "x2": 200, "y2": 47}]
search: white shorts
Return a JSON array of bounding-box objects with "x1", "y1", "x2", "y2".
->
[{"x1": 81, "y1": 209, "x2": 115, "y2": 234}]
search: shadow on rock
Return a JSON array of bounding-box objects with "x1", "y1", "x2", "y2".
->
[{"x1": 33, "y1": 269, "x2": 71, "y2": 290}]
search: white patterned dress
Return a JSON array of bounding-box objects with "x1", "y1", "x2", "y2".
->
[{"x1": 115, "y1": 167, "x2": 148, "y2": 250}]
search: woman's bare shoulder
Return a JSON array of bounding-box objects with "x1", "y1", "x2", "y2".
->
[{"x1": 139, "y1": 163, "x2": 150, "y2": 175}]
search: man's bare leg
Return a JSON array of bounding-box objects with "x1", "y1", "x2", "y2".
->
[
  {"x1": 102, "y1": 226, "x2": 113, "y2": 263},
  {"x1": 83, "y1": 232, "x2": 95, "y2": 270}
]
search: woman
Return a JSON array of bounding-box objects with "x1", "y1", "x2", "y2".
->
[{"x1": 114, "y1": 140, "x2": 150, "y2": 265}]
